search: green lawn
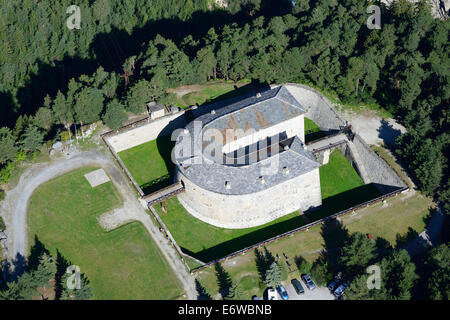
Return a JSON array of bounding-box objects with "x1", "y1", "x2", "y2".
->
[
  {"x1": 27, "y1": 167, "x2": 184, "y2": 300},
  {"x1": 118, "y1": 137, "x2": 175, "y2": 194},
  {"x1": 155, "y1": 199, "x2": 307, "y2": 263},
  {"x1": 320, "y1": 149, "x2": 366, "y2": 199}
]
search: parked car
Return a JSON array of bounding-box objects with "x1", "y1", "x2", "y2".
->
[
  {"x1": 267, "y1": 287, "x2": 278, "y2": 300},
  {"x1": 301, "y1": 274, "x2": 316, "y2": 290},
  {"x1": 291, "y1": 278, "x2": 305, "y2": 295},
  {"x1": 333, "y1": 283, "x2": 349, "y2": 297},
  {"x1": 276, "y1": 285, "x2": 289, "y2": 300},
  {"x1": 328, "y1": 279, "x2": 340, "y2": 292}
]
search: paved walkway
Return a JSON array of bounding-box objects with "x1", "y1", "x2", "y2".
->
[
  {"x1": 0, "y1": 150, "x2": 197, "y2": 299},
  {"x1": 306, "y1": 133, "x2": 347, "y2": 151}
]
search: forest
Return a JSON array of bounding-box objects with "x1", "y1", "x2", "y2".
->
[{"x1": 0, "y1": 0, "x2": 448, "y2": 213}]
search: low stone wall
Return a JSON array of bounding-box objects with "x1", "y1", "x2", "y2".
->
[
  {"x1": 284, "y1": 83, "x2": 347, "y2": 133},
  {"x1": 105, "y1": 111, "x2": 186, "y2": 153},
  {"x1": 352, "y1": 134, "x2": 407, "y2": 194}
]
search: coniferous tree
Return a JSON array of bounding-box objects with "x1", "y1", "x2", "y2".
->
[{"x1": 264, "y1": 262, "x2": 281, "y2": 288}]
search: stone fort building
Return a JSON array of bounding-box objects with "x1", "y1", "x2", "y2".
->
[{"x1": 173, "y1": 85, "x2": 322, "y2": 229}]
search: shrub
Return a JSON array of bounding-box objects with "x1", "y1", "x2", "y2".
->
[
  {"x1": 0, "y1": 189, "x2": 5, "y2": 201},
  {"x1": 14, "y1": 150, "x2": 27, "y2": 163},
  {"x1": 296, "y1": 256, "x2": 312, "y2": 274},
  {"x1": 0, "y1": 162, "x2": 16, "y2": 184},
  {"x1": 310, "y1": 262, "x2": 331, "y2": 287},
  {"x1": 0, "y1": 215, "x2": 5, "y2": 230}
]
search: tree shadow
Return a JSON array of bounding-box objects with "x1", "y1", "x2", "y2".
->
[
  {"x1": 54, "y1": 250, "x2": 71, "y2": 300},
  {"x1": 195, "y1": 279, "x2": 211, "y2": 300},
  {"x1": 319, "y1": 218, "x2": 350, "y2": 273},
  {"x1": 254, "y1": 247, "x2": 275, "y2": 282},
  {"x1": 0, "y1": 90, "x2": 17, "y2": 128},
  {"x1": 214, "y1": 262, "x2": 232, "y2": 299},
  {"x1": 294, "y1": 255, "x2": 313, "y2": 275},
  {"x1": 15, "y1": 57, "x2": 98, "y2": 126},
  {"x1": 8, "y1": 252, "x2": 27, "y2": 282},
  {"x1": 28, "y1": 235, "x2": 50, "y2": 272},
  {"x1": 375, "y1": 237, "x2": 393, "y2": 259},
  {"x1": 377, "y1": 118, "x2": 403, "y2": 149},
  {"x1": 395, "y1": 227, "x2": 420, "y2": 248}
]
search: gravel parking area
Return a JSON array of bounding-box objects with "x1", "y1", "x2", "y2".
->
[{"x1": 282, "y1": 279, "x2": 335, "y2": 300}]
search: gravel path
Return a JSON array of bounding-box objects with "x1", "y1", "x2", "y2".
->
[
  {"x1": 340, "y1": 109, "x2": 406, "y2": 147},
  {"x1": 0, "y1": 150, "x2": 197, "y2": 299}
]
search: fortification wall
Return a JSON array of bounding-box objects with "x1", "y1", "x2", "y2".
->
[
  {"x1": 106, "y1": 111, "x2": 186, "y2": 152},
  {"x1": 283, "y1": 83, "x2": 347, "y2": 133},
  {"x1": 352, "y1": 134, "x2": 407, "y2": 194},
  {"x1": 176, "y1": 168, "x2": 322, "y2": 229}
]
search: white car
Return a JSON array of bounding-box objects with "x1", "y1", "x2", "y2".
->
[{"x1": 267, "y1": 287, "x2": 278, "y2": 300}]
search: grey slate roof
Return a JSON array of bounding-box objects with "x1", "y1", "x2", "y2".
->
[{"x1": 174, "y1": 85, "x2": 320, "y2": 195}]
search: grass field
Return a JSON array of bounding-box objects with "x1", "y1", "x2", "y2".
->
[
  {"x1": 27, "y1": 167, "x2": 184, "y2": 300},
  {"x1": 155, "y1": 199, "x2": 307, "y2": 263},
  {"x1": 118, "y1": 137, "x2": 175, "y2": 194},
  {"x1": 154, "y1": 149, "x2": 377, "y2": 264},
  {"x1": 196, "y1": 191, "x2": 433, "y2": 299}
]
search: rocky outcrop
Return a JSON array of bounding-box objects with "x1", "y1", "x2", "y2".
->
[{"x1": 381, "y1": 0, "x2": 449, "y2": 20}]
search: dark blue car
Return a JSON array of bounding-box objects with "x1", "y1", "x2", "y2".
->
[
  {"x1": 333, "y1": 283, "x2": 349, "y2": 297},
  {"x1": 276, "y1": 285, "x2": 289, "y2": 300}
]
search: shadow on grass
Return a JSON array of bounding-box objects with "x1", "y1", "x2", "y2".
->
[
  {"x1": 140, "y1": 137, "x2": 175, "y2": 195},
  {"x1": 306, "y1": 183, "x2": 382, "y2": 222},
  {"x1": 318, "y1": 218, "x2": 350, "y2": 274},
  {"x1": 254, "y1": 247, "x2": 276, "y2": 282},
  {"x1": 215, "y1": 262, "x2": 232, "y2": 299},
  {"x1": 178, "y1": 184, "x2": 384, "y2": 263},
  {"x1": 395, "y1": 227, "x2": 420, "y2": 249},
  {"x1": 195, "y1": 279, "x2": 212, "y2": 300},
  {"x1": 28, "y1": 235, "x2": 50, "y2": 271},
  {"x1": 181, "y1": 214, "x2": 306, "y2": 263}
]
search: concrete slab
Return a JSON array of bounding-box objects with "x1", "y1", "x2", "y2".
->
[{"x1": 84, "y1": 168, "x2": 111, "y2": 187}]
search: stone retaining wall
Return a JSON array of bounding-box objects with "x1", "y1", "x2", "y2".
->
[
  {"x1": 352, "y1": 134, "x2": 407, "y2": 194},
  {"x1": 284, "y1": 83, "x2": 347, "y2": 133},
  {"x1": 106, "y1": 111, "x2": 186, "y2": 153}
]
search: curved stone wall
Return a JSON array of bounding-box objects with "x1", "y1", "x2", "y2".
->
[
  {"x1": 283, "y1": 83, "x2": 347, "y2": 133},
  {"x1": 176, "y1": 168, "x2": 321, "y2": 229}
]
